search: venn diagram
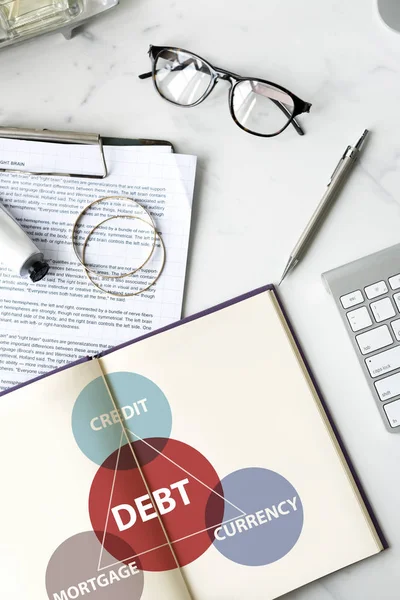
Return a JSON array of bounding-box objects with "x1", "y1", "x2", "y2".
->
[{"x1": 45, "y1": 372, "x2": 304, "y2": 600}]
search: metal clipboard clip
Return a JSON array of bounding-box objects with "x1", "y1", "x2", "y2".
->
[{"x1": 0, "y1": 127, "x2": 108, "y2": 179}]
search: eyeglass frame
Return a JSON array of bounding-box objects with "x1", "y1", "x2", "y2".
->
[{"x1": 139, "y1": 45, "x2": 312, "y2": 138}]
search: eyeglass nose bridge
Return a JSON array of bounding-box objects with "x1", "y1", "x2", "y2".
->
[
  {"x1": 217, "y1": 72, "x2": 232, "y2": 83},
  {"x1": 214, "y1": 67, "x2": 237, "y2": 86}
]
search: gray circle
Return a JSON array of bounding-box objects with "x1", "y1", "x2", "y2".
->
[
  {"x1": 378, "y1": 0, "x2": 400, "y2": 33},
  {"x1": 46, "y1": 531, "x2": 144, "y2": 600}
]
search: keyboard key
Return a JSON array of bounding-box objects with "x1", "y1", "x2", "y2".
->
[
  {"x1": 391, "y1": 319, "x2": 400, "y2": 341},
  {"x1": 340, "y1": 290, "x2": 363, "y2": 309},
  {"x1": 389, "y1": 273, "x2": 400, "y2": 290},
  {"x1": 383, "y1": 399, "x2": 400, "y2": 428},
  {"x1": 347, "y1": 307, "x2": 372, "y2": 332},
  {"x1": 370, "y1": 297, "x2": 395, "y2": 322},
  {"x1": 365, "y1": 281, "x2": 388, "y2": 299},
  {"x1": 375, "y1": 372, "x2": 400, "y2": 401},
  {"x1": 393, "y1": 293, "x2": 400, "y2": 312},
  {"x1": 356, "y1": 325, "x2": 393, "y2": 355},
  {"x1": 366, "y1": 346, "x2": 400, "y2": 377}
]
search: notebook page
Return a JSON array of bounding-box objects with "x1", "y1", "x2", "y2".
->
[
  {"x1": 0, "y1": 358, "x2": 192, "y2": 600},
  {"x1": 0, "y1": 141, "x2": 196, "y2": 391},
  {"x1": 98, "y1": 289, "x2": 382, "y2": 599}
]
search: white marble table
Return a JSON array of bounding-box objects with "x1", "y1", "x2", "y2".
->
[{"x1": 2, "y1": 0, "x2": 400, "y2": 598}]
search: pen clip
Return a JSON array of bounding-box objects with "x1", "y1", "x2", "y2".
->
[{"x1": 328, "y1": 145, "x2": 351, "y2": 185}]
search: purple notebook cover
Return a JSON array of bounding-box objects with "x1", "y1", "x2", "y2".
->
[{"x1": 0, "y1": 283, "x2": 386, "y2": 547}]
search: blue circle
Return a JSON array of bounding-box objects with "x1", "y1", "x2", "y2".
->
[
  {"x1": 211, "y1": 467, "x2": 303, "y2": 566},
  {"x1": 72, "y1": 372, "x2": 172, "y2": 466}
]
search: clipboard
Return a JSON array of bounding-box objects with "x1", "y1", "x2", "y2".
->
[{"x1": 0, "y1": 127, "x2": 174, "y2": 179}]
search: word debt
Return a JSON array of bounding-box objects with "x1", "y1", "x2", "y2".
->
[
  {"x1": 112, "y1": 478, "x2": 190, "y2": 531},
  {"x1": 214, "y1": 496, "x2": 299, "y2": 541},
  {"x1": 52, "y1": 562, "x2": 139, "y2": 600},
  {"x1": 90, "y1": 398, "x2": 148, "y2": 431}
]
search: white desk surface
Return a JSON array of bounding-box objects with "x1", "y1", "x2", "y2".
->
[{"x1": 2, "y1": 0, "x2": 400, "y2": 598}]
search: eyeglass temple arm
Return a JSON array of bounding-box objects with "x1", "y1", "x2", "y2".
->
[
  {"x1": 271, "y1": 100, "x2": 305, "y2": 136},
  {"x1": 138, "y1": 69, "x2": 305, "y2": 136}
]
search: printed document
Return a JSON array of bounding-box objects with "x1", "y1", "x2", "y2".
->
[{"x1": 0, "y1": 139, "x2": 196, "y2": 390}]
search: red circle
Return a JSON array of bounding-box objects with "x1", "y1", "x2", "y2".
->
[{"x1": 89, "y1": 438, "x2": 224, "y2": 571}]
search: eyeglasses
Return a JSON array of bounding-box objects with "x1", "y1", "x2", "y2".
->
[{"x1": 139, "y1": 45, "x2": 312, "y2": 138}]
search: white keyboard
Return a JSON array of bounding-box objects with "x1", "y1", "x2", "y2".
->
[{"x1": 323, "y1": 243, "x2": 400, "y2": 433}]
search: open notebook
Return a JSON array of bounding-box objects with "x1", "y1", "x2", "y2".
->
[{"x1": 0, "y1": 285, "x2": 384, "y2": 600}]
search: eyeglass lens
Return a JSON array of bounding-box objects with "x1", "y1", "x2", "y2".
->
[
  {"x1": 154, "y1": 49, "x2": 213, "y2": 106},
  {"x1": 232, "y1": 81, "x2": 295, "y2": 135}
]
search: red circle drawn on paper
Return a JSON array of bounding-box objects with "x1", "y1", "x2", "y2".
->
[{"x1": 89, "y1": 438, "x2": 225, "y2": 571}]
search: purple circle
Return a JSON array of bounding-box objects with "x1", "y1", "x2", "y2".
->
[{"x1": 206, "y1": 467, "x2": 303, "y2": 566}]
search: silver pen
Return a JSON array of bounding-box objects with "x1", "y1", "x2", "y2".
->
[{"x1": 278, "y1": 129, "x2": 369, "y2": 285}]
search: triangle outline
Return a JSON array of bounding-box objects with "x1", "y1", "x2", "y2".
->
[{"x1": 96, "y1": 427, "x2": 245, "y2": 572}]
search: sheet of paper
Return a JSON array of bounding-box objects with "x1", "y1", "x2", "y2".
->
[{"x1": 0, "y1": 140, "x2": 196, "y2": 391}]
